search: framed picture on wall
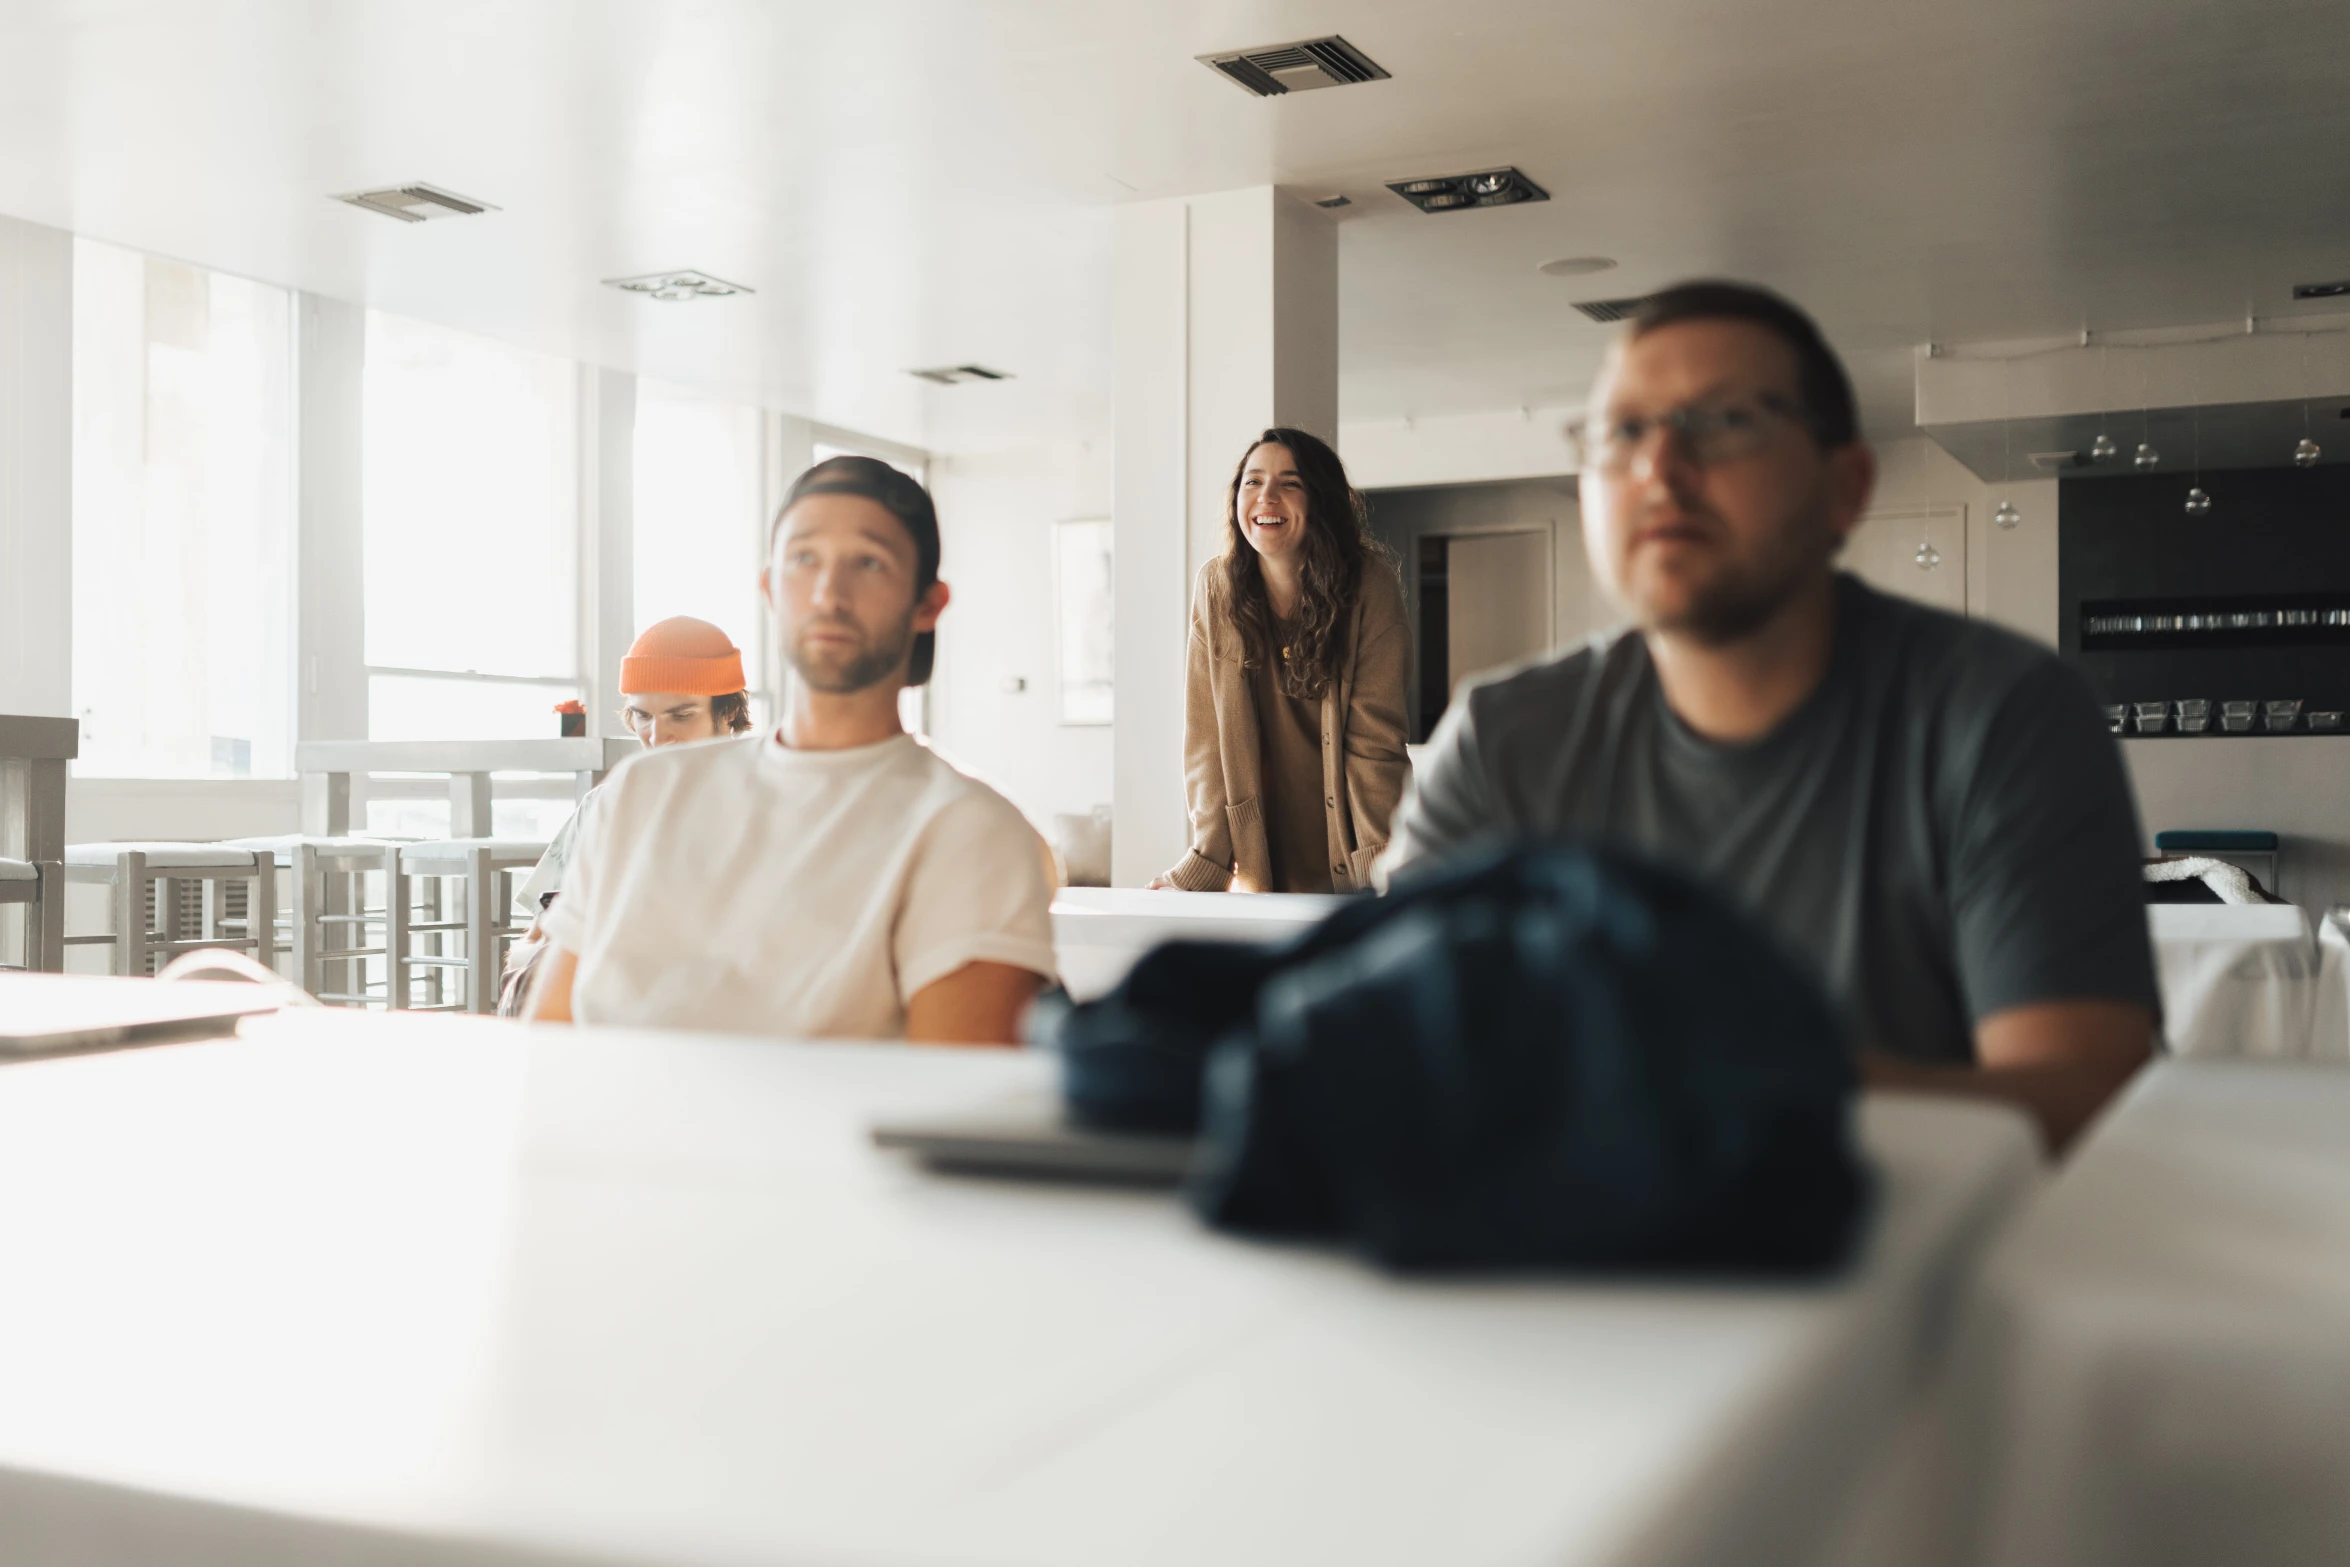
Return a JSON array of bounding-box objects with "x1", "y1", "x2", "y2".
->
[{"x1": 1055, "y1": 518, "x2": 1114, "y2": 726}]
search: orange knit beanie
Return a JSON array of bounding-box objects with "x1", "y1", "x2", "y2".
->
[{"x1": 619, "y1": 617, "x2": 746, "y2": 695}]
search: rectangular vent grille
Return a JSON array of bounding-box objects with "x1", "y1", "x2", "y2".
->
[
  {"x1": 908, "y1": 364, "x2": 1013, "y2": 386},
  {"x1": 1572, "y1": 295, "x2": 1655, "y2": 323},
  {"x1": 1199, "y1": 35, "x2": 1390, "y2": 97},
  {"x1": 334, "y1": 183, "x2": 498, "y2": 223}
]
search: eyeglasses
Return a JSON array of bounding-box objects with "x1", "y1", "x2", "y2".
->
[{"x1": 1567, "y1": 392, "x2": 1817, "y2": 473}]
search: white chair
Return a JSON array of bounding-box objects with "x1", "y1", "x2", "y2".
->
[
  {"x1": 227, "y1": 836, "x2": 406, "y2": 1005},
  {"x1": 0, "y1": 857, "x2": 63, "y2": 972},
  {"x1": 63, "y1": 843, "x2": 276, "y2": 978},
  {"x1": 390, "y1": 840, "x2": 545, "y2": 1014}
]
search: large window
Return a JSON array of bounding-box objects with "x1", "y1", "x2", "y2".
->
[
  {"x1": 633, "y1": 380, "x2": 764, "y2": 676},
  {"x1": 362, "y1": 310, "x2": 579, "y2": 738},
  {"x1": 71, "y1": 239, "x2": 296, "y2": 777}
]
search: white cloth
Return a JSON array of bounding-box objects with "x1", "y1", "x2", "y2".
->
[
  {"x1": 1940, "y1": 1060, "x2": 2350, "y2": 1567},
  {"x1": 515, "y1": 789, "x2": 600, "y2": 915},
  {"x1": 2146, "y1": 903, "x2": 2318, "y2": 1058},
  {"x1": 540, "y1": 732, "x2": 1056, "y2": 1038},
  {"x1": 2141, "y1": 855, "x2": 2260, "y2": 903},
  {"x1": 2305, "y1": 912, "x2": 2350, "y2": 1063}
]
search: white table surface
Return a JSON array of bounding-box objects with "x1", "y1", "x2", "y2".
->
[
  {"x1": 2145, "y1": 902, "x2": 2320, "y2": 1059},
  {"x1": 0, "y1": 1010, "x2": 2039, "y2": 1567},
  {"x1": 1942, "y1": 1059, "x2": 2350, "y2": 1567},
  {"x1": 1051, "y1": 888, "x2": 1343, "y2": 1000}
]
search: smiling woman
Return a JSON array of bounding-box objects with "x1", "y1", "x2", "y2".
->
[{"x1": 1156, "y1": 429, "x2": 1412, "y2": 896}]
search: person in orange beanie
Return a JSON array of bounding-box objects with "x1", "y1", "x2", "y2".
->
[{"x1": 499, "y1": 616, "x2": 752, "y2": 1013}]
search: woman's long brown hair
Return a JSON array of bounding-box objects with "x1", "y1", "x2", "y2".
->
[{"x1": 1221, "y1": 428, "x2": 1383, "y2": 701}]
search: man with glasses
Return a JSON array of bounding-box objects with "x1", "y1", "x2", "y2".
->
[{"x1": 1384, "y1": 281, "x2": 2157, "y2": 1152}]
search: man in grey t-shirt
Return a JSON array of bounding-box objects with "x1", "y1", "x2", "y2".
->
[{"x1": 1386, "y1": 281, "x2": 2157, "y2": 1152}]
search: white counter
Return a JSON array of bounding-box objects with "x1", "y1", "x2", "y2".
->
[{"x1": 0, "y1": 1009, "x2": 2037, "y2": 1567}]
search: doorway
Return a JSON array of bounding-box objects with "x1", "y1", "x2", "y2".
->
[{"x1": 1414, "y1": 528, "x2": 1552, "y2": 740}]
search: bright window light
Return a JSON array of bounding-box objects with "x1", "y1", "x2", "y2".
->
[
  {"x1": 70, "y1": 239, "x2": 296, "y2": 778},
  {"x1": 633, "y1": 380, "x2": 764, "y2": 667},
  {"x1": 366, "y1": 674, "x2": 579, "y2": 742},
  {"x1": 362, "y1": 310, "x2": 577, "y2": 682}
]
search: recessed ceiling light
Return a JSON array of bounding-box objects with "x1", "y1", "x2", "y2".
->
[
  {"x1": 1539, "y1": 256, "x2": 1618, "y2": 278},
  {"x1": 908, "y1": 364, "x2": 1013, "y2": 386},
  {"x1": 2293, "y1": 279, "x2": 2350, "y2": 300},
  {"x1": 604, "y1": 269, "x2": 751, "y2": 301},
  {"x1": 333, "y1": 183, "x2": 498, "y2": 223},
  {"x1": 1387, "y1": 167, "x2": 1549, "y2": 215},
  {"x1": 1313, "y1": 194, "x2": 1353, "y2": 210}
]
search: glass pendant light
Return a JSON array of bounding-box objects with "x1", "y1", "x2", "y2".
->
[
  {"x1": 1994, "y1": 364, "x2": 2023, "y2": 529},
  {"x1": 2135, "y1": 364, "x2": 2159, "y2": 467},
  {"x1": 1914, "y1": 540, "x2": 1941, "y2": 570},
  {"x1": 2184, "y1": 405, "x2": 2210, "y2": 515},
  {"x1": 2296, "y1": 334, "x2": 2323, "y2": 467},
  {"x1": 2090, "y1": 343, "x2": 2118, "y2": 460}
]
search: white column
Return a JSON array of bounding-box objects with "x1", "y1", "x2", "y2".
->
[
  {"x1": 0, "y1": 215, "x2": 73, "y2": 719},
  {"x1": 297, "y1": 293, "x2": 368, "y2": 747},
  {"x1": 1111, "y1": 187, "x2": 1337, "y2": 886},
  {"x1": 582, "y1": 367, "x2": 636, "y2": 738}
]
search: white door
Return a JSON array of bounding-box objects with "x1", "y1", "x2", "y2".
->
[
  {"x1": 1447, "y1": 530, "x2": 1554, "y2": 690},
  {"x1": 1843, "y1": 507, "x2": 1967, "y2": 614}
]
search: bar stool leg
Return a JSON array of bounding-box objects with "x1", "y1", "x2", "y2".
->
[
  {"x1": 385, "y1": 847, "x2": 410, "y2": 1011},
  {"x1": 292, "y1": 844, "x2": 320, "y2": 994},
  {"x1": 465, "y1": 846, "x2": 495, "y2": 1014},
  {"x1": 32, "y1": 862, "x2": 63, "y2": 973},
  {"x1": 248, "y1": 853, "x2": 277, "y2": 975},
  {"x1": 112, "y1": 851, "x2": 148, "y2": 978}
]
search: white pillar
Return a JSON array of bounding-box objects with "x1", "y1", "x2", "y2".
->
[
  {"x1": 297, "y1": 293, "x2": 368, "y2": 748},
  {"x1": 1111, "y1": 187, "x2": 1337, "y2": 886},
  {"x1": 582, "y1": 367, "x2": 636, "y2": 738},
  {"x1": 0, "y1": 215, "x2": 73, "y2": 719}
]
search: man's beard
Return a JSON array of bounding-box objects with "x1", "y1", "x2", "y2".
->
[
  {"x1": 1643, "y1": 553, "x2": 1813, "y2": 646},
  {"x1": 1633, "y1": 504, "x2": 1833, "y2": 648},
  {"x1": 787, "y1": 607, "x2": 916, "y2": 694}
]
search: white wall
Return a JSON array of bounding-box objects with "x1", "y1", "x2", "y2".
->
[
  {"x1": 2122, "y1": 738, "x2": 2350, "y2": 913},
  {"x1": 1341, "y1": 405, "x2": 1583, "y2": 491},
  {"x1": 0, "y1": 214, "x2": 72, "y2": 717},
  {"x1": 925, "y1": 441, "x2": 1115, "y2": 836},
  {"x1": 1867, "y1": 436, "x2": 2059, "y2": 646}
]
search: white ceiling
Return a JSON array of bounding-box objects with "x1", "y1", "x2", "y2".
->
[{"x1": 6, "y1": 0, "x2": 2350, "y2": 454}]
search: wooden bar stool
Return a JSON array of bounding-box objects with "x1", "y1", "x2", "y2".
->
[
  {"x1": 390, "y1": 840, "x2": 545, "y2": 1014},
  {"x1": 0, "y1": 857, "x2": 63, "y2": 972},
  {"x1": 227, "y1": 836, "x2": 406, "y2": 1005},
  {"x1": 62, "y1": 843, "x2": 276, "y2": 978}
]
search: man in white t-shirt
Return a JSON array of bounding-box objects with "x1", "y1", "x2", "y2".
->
[{"x1": 526, "y1": 456, "x2": 1058, "y2": 1043}]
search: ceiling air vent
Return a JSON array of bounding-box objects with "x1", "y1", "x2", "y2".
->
[
  {"x1": 1198, "y1": 35, "x2": 1390, "y2": 97},
  {"x1": 1571, "y1": 295, "x2": 1655, "y2": 323},
  {"x1": 334, "y1": 183, "x2": 497, "y2": 223},
  {"x1": 908, "y1": 364, "x2": 1013, "y2": 386},
  {"x1": 1388, "y1": 167, "x2": 1549, "y2": 214},
  {"x1": 604, "y1": 270, "x2": 751, "y2": 301},
  {"x1": 2292, "y1": 279, "x2": 2350, "y2": 301}
]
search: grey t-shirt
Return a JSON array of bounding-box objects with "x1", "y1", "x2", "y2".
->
[{"x1": 1386, "y1": 574, "x2": 2159, "y2": 1065}]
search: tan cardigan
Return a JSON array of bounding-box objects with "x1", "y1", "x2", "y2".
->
[{"x1": 1163, "y1": 557, "x2": 1413, "y2": 893}]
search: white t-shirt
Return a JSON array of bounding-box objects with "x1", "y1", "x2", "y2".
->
[{"x1": 539, "y1": 731, "x2": 1059, "y2": 1038}]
